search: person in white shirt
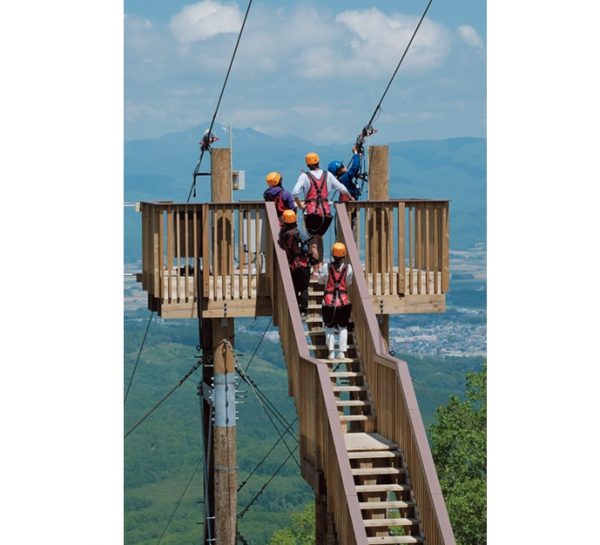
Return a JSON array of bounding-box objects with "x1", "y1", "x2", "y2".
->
[
  {"x1": 292, "y1": 152, "x2": 354, "y2": 276},
  {"x1": 318, "y1": 242, "x2": 353, "y2": 360}
]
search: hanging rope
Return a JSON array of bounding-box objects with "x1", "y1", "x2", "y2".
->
[
  {"x1": 124, "y1": 310, "x2": 154, "y2": 405},
  {"x1": 187, "y1": 0, "x2": 255, "y2": 202}
]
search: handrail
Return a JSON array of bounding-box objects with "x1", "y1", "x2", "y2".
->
[
  {"x1": 139, "y1": 201, "x2": 271, "y2": 307},
  {"x1": 336, "y1": 203, "x2": 456, "y2": 545},
  {"x1": 265, "y1": 202, "x2": 367, "y2": 545},
  {"x1": 346, "y1": 199, "x2": 450, "y2": 297}
]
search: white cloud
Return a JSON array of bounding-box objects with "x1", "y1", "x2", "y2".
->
[
  {"x1": 335, "y1": 8, "x2": 451, "y2": 75},
  {"x1": 458, "y1": 25, "x2": 484, "y2": 51},
  {"x1": 169, "y1": 1, "x2": 242, "y2": 43}
]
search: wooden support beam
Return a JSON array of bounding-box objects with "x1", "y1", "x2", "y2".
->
[{"x1": 368, "y1": 145, "x2": 390, "y2": 346}]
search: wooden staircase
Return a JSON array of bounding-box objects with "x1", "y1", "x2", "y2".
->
[{"x1": 305, "y1": 279, "x2": 425, "y2": 544}]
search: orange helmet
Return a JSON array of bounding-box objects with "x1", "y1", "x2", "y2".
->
[
  {"x1": 332, "y1": 242, "x2": 346, "y2": 258},
  {"x1": 266, "y1": 171, "x2": 282, "y2": 187},
  {"x1": 305, "y1": 152, "x2": 319, "y2": 166},
  {"x1": 282, "y1": 210, "x2": 297, "y2": 224}
]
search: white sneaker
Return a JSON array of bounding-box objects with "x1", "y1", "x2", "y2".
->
[
  {"x1": 328, "y1": 352, "x2": 335, "y2": 360},
  {"x1": 336, "y1": 351, "x2": 345, "y2": 360}
]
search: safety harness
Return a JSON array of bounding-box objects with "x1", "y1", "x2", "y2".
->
[
  {"x1": 280, "y1": 228, "x2": 309, "y2": 271},
  {"x1": 323, "y1": 263, "x2": 350, "y2": 308}
]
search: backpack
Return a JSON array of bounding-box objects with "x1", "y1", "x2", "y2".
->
[
  {"x1": 263, "y1": 187, "x2": 286, "y2": 217},
  {"x1": 279, "y1": 228, "x2": 309, "y2": 271}
]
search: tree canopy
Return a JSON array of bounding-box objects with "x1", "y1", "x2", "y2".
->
[{"x1": 429, "y1": 365, "x2": 487, "y2": 545}]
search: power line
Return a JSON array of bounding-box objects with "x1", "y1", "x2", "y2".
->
[
  {"x1": 156, "y1": 456, "x2": 204, "y2": 545},
  {"x1": 124, "y1": 360, "x2": 202, "y2": 439},
  {"x1": 124, "y1": 310, "x2": 154, "y2": 405},
  {"x1": 187, "y1": 0, "x2": 255, "y2": 202}
]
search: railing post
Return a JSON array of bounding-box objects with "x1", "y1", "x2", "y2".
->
[{"x1": 368, "y1": 145, "x2": 390, "y2": 344}]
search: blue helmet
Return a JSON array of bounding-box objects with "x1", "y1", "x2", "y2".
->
[{"x1": 328, "y1": 160, "x2": 343, "y2": 176}]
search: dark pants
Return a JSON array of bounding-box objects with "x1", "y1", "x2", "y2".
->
[
  {"x1": 322, "y1": 303, "x2": 352, "y2": 329},
  {"x1": 291, "y1": 266, "x2": 310, "y2": 313}
]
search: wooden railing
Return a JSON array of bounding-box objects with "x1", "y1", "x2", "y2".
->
[
  {"x1": 336, "y1": 203, "x2": 456, "y2": 545},
  {"x1": 140, "y1": 201, "x2": 272, "y2": 308},
  {"x1": 265, "y1": 203, "x2": 367, "y2": 545},
  {"x1": 346, "y1": 200, "x2": 449, "y2": 297}
]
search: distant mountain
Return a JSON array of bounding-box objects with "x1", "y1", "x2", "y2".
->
[{"x1": 124, "y1": 124, "x2": 485, "y2": 261}]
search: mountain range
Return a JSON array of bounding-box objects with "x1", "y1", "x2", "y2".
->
[{"x1": 124, "y1": 124, "x2": 486, "y2": 262}]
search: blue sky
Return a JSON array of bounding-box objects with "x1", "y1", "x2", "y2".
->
[{"x1": 125, "y1": 0, "x2": 486, "y2": 143}]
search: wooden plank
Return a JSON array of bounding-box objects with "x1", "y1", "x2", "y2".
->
[
  {"x1": 351, "y1": 467, "x2": 403, "y2": 476},
  {"x1": 408, "y1": 206, "x2": 413, "y2": 295},
  {"x1": 433, "y1": 205, "x2": 439, "y2": 294},
  {"x1": 175, "y1": 208, "x2": 181, "y2": 302},
  {"x1": 193, "y1": 207, "x2": 198, "y2": 301},
  {"x1": 442, "y1": 203, "x2": 450, "y2": 292},
  {"x1": 364, "y1": 518, "x2": 415, "y2": 527},
  {"x1": 246, "y1": 208, "x2": 251, "y2": 298},
  {"x1": 388, "y1": 206, "x2": 393, "y2": 295},
  {"x1": 416, "y1": 205, "x2": 422, "y2": 295},
  {"x1": 202, "y1": 204, "x2": 210, "y2": 298},
  {"x1": 166, "y1": 208, "x2": 173, "y2": 302},
  {"x1": 397, "y1": 203, "x2": 405, "y2": 295},
  {"x1": 366, "y1": 538, "x2": 421, "y2": 545},
  {"x1": 344, "y1": 432, "x2": 397, "y2": 451},
  {"x1": 183, "y1": 208, "x2": 189, "y2": 302},
  {"x1": 425, "y1": 206, "x2": 430, "y2": 295},
  {"x1": 238, "y1": 207, "x2": 243, "y2": 299},
  {"x1": 212, "y1": 209, "x2": 218, "y2": 300},
  {"x1": 254, "y1": 205, "x2": 259, "y2": 298},
  {"x1": 348, "y1": 451, "x2": 402, "y2": 459}
]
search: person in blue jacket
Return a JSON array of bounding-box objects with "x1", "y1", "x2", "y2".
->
[{"x1": 327, "y1": 145, "x2": 363, "y2": 202}]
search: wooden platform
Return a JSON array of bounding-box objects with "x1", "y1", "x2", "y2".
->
[{"x1": 150, "y1": 266, "x2": 445, "y2": 318}]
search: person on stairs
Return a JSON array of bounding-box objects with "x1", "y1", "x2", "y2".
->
[
  {"x1": 292, "y1": 152, "x2": 354, "y2": 278},
  {"x1": 263, "y1": 171, "x2": 295, "y2": 224},
  {"x1": 318, "y1": 242, "x2": 353, "y2": 360},
  {"x1": 278, "y1": 209, "x2": 318, "y2": 318}
]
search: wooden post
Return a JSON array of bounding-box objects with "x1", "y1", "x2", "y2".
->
[
  {"x1": 212, "y1": 322, "x2": 236, "y2": 545},
  {"x1": 368, "y1": 146, "x2": 390, "y2": 347},
  {"x1": 201, "y1": 148, "x2": 237, "y2": 545}
]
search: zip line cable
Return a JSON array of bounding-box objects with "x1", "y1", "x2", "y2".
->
[
  {"x1": 236, "y1": 365, "x2": 298, "y2": 444},
  {"x1": 237, "y1": 415, "x2": 298, "y2": 492},
  {"x1": 351, "y1": 0, "x2": 434, "y2": 172},
  {"x1": 124, "y1": 310, "x2": 154, "y2": 405},
  {"x1": 243, "y1": 317, "x2": 272, "y2": 372},
  {"x1": 156, "y1": 455, "x2": 204, "y2": 545},
  {"x1": 364, "y1": 0, "x2": 434, "y2": 129},
  {"x1": 237, "y1": 443, "x2": 299, "y2": 520},
  {"x1": 124, "y1": 360, "x2": 202, "y2": 439},
  {"x1": 187, "y1": 0, "x2": 255, "y2": 202}
]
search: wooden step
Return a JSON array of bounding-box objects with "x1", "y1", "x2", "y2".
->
[
  {"x1": 307, "y1": 344, "x2": 357, "y2": 351},
  {"x1": 308, "y1": 289, "x2": 324, "y2": 296},
  {"x1": 337, "y1": 399, "x2": 371, "y2": 407},
  {"x1": 305, "y1": 328, "x2": 354, "y2": 336},
  {"x1": 367, "y1": 536, "x2": 422, "y2": 544},
  {"x1": 352, "y1": 467, "x2": 404, "y2": 476},
  {"x1": 359, "y1": 500, "x2": 414, "y2": 510},
  {"x1": 339, "y1": 415, "x2": 372, "y2": 422},
  {"x1": 348, "y1": 450, "x2": 402, "y2": 459},
  {"x1": 332, "y1": 385, "x2": 366, "y2": 393},
  {"x1": 318, "y1": 357, "x2": 359, "y2": 364},
  {"x1": 345, "y1": 433, "x2": 398, "y2": 452},
  {"x1": 355, "y1": 484, "x2": 409, "y2": 493},
  {"x1": 330, "y1": 371, "x2": 363, "y2": 378},
  {"x1": 363, "y1": 518, "x2": 417, "y2": 527},
  {"x1": 304, "y1": 316, "x2": 322, "y2": 324},
  {"x1": 307, "y1": 304, "x2": 322, "y2": 310}
]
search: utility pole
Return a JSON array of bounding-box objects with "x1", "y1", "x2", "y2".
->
[
  {"x1": 368, "y1": 145, "x2": 390, "y2": 346},
  {"x1": 201, "y1": 148, "x2": 237, "y2": 545}
]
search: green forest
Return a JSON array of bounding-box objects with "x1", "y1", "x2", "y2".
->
[{"x1": 124, "y1": 313, "x2": 485, "y2": 544}]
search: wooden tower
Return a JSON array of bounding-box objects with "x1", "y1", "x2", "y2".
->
[{"x1": 137, "y1": 145, "x2": 454, "y2": 545}]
